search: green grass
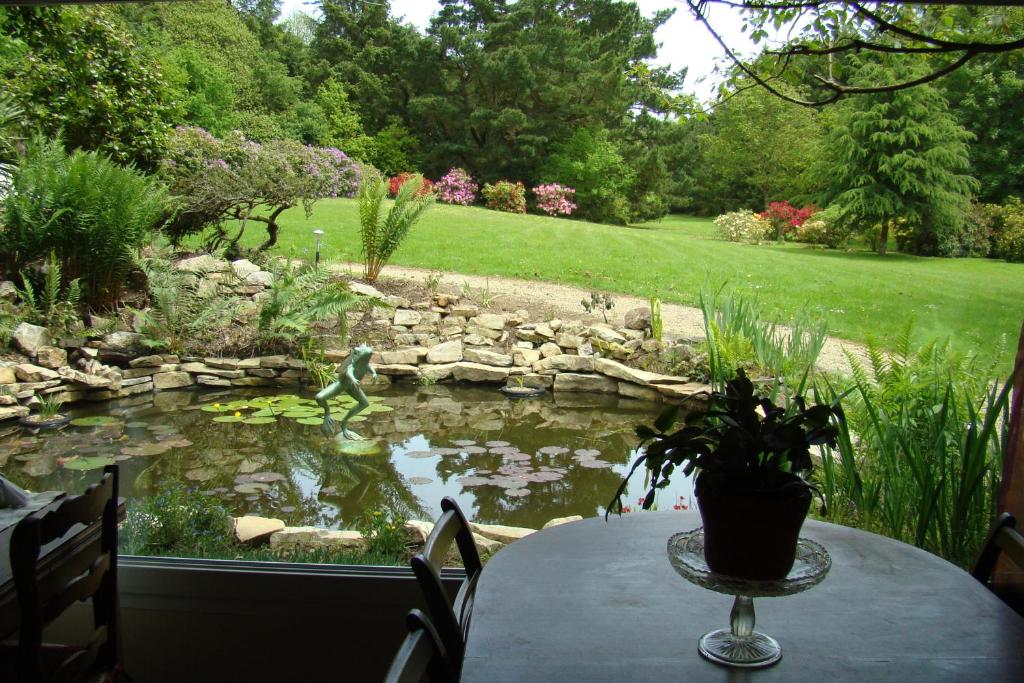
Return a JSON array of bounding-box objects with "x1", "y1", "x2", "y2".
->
[{"x1": 234, "y1": 200, "x2": 1024, "y2": 372}]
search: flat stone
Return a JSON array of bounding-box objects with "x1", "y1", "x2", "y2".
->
[
  {"x1": 129, "y1": 354, "x2": 165, "y2": 368},
  {"x1": 115, "y1": 381, "x2": 154, "y2": 397},
  {"x1": 269, "y1": 527, "x2": 365, "y2": 551},
  {"x1": 555, "y1": 333, "x2": 583, "y2": 349},
  {"x1": 176, "y1": 254, "x2": 229, "y2": 273},
  {"x1": 469, "y1": 523, "x2": 535, "y2": 544},
  {"x1": 246, "y1": 368, "x2": 277, "y2": 378},
  {"x1": 15, "y1": 364, "x2": 60, "y2": 383},
  {"x1": 655, "y1": 382, "x2": 712, "y2": 400},
  {"x1": 533, "y1": 354, "x2": 594, "y2": 374},
  {"x1": 379, "y1": 348, "x2": 421, "y2": 365},
  {"x1": 45, "y1": 389, "x2": 86, "y2": 404},
  {"x1": 0, "y1": 394, "x2": 16, "y2": 405},
  {"x1": 180, "y1": 363, "x2": 244, "y2": 379},
  {"x1": 469, "y1": 314, "x2": 505, "y2": 331},
  {"x1": 0, "y1": 406, "x2": 30, "y2": 422},
  {"x1": 349, "y1": 281, "x2": 384, "y2": 298},
  {"x1": 102, "y1": 332, "x2": 143, "y2": 351},
  {"x1": 539, "y1": 342, "x2": 561, "y2": 358},
  {"x1": 464, "y1": 348, "x2": 513, "y2": 367},
  {"x1": 197, "y1": 375, "x2": 231, "y2": 387},
  {"x1": 534, "y1": 323, "x2": 555, "y2": 339},
  {"x1": 231, "y1": 259, "x2": 261, "y2": 279},
  {"x1": 244, "y1": 271, "x2": 274, "y2": 287},
  {"x1": 34, "y1": 346, "x2": 67, "y2": 369},
  {"x1": 403, "y1": 520, "x2": 434, "y2": 545},
  {"x1": 426, "y1": 340, "x2": 463, "y2": 364},
  {"x1": 543, "y1": 516, "x2": 583, "y2": 530},
  {"x1": 463, "y1": 334, "x2": 494, "y2": 347},
  {"x1": 452, "y1": 362, "x2": 510, "y2": 383},
  {"x1": 465, "y1": 325, "x2": 503, "y2": 340},
  {"x1": 588, "y1": 325, "x2": 627, "y2": 344},
  {"x1": 375, "y1": 364, "x2": 419, "y2": 377},
  {"x1": 394, "y1": 309, "x2": 422, "y2": 326},
  {"x1": 56, "y1": 367, "x2": 112, "y2": 387},
  {"x1": 553, "y1": 373, "x2": 618, "y2": 393},
  {"x1": 0, "y1": 365, "x2": 16, "y2": 384},
  {"x1": 618, "y1": 382, "x2": 662, "y2": 402},
  {"x1": 593, "y1": 357, "x2": 668, "y2": 386},
  {"x1": 153, "y1": 371, "x2": 194, "y2": 390},
  {"x1": 473, "y1": 533, "x2": 504, "y2": 555},
  {"x1": 230, "y1": 377, "x2": 273, "y2": 387},
  {"x1": 122, "y1": 367, "x2": 163, "y2": 379},
  {"x1": 234, "y1": 516, "x2": 285, "y2": 545},
  {"x1": 259, "y1": 355, "x2": 290, "y2": 369},
  {"x1": 13, "y1": 323, "x2": 51, "y2": 356},
  {"x1": 513, "y1": 349, "x2": 541, "y2": 366},
  {"x1": 120, "y1": 376, "x2": 154, "y2": 387},
  {"x1": 420, "y1": 363, "x2": 459, "y2": 382},
  {"x1": 451, "y1": 304, "x2": 479, "y2": 317},
  {"x1": 514, "y1": 373, "x2": 553, "y2": 389}
]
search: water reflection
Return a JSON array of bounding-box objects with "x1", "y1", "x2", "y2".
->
[{"x1": 0, "y1": 385, "x2": 695, "y2": 530}]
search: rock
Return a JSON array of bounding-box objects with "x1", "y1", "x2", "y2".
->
[
  {"x1": 641, "y1": 339, "x2": 664, "y2": 353},
  {"x1": 180, "y1": 363, "x2": 243, "y2": 379},
  {"x1": 419, "y1": 363, "x2": 459, "y2": 382},
  {"x1": 13, "y1": 323, "x2": 51, "y2": 356},
  {"x1": 377, "y1": 348, "x2": 421, "y2": 365},
  {"x1": 465, "y1": 325, "x2": 503, "y2": 341},
  {"x1": 230, "y1": 377, "x2": 273, "y2": 387},
  {"x1": 452, "y1": 362, "x2": 510, "y2": 383},
  {"x1": 205, "y1": 357, "x2": 260, "y2": 370},
  {"x1": 234, "y1": 516, "x2": 286, "y2": 545},
  {"x1": 175, "y1": 254, "x2": 229, "y2": 273},
  {"x1": 153, "y1": 371, "x2": 194, "y2": 390},
  {"x1": 655, "y1": 382, "x2": 712, "y2": 400},
  {"x1": 538, "y1": 342, "x2": 561, "y2": 358},
  {"x1": 618, "y1": 382, "x2": 662, "y2": 402},
  {"x1": 593, "y1": 357, "x2": 668, "y2": 386},
  {"x1": 0, "y1": 394, "x2": 16, "y2": 406},
  {"x1": 34, "y1": 346, "x2": 67, "y2": 369},
  {"x1": 114, "y1": 381, "x2": 153, "y2": 397},
  {"x1": 349, "y1": 281, "x2": 384, "y2": 298},
  {"x1": 259, "y1": 355, "x2": 290, "y2": 369},
  {"x1": 533, "y1": 354, "x2": 594, "y2": 374},
  {"x1": 469, "y1": 523, "x2": 535, "y2": 544},
  {"x1": 621, "y1": 329, "x2": 645, "y2": 341},
  {"x1": 122, "y1": 366, "x2": 163, "y2": 379},
  {"x1": 0, "y1": 365, "x2": 16, "y2": 384},
  {"x1": 102, "y1": 331, "x2": 143, "y2": 351},
  {"x1": 231, "y1": 259, "x2": 261, "y2": 279},
  {"x1": 469, "y1": 314, "x2": 505, "y2": 331},
  {"x1": 464, "y1": 348, "x2": 513, "y2": 367},
  {"x1": 269, "y1": 527, "x2": 365, "y2": 551},
  {"x1": 473, "y1": 533, "x2": 504, "y2": 554},
  {"x1": 394, "y1": 309, "x2": 422, "y2": 326},
  {"x1": 15, "y1": 364, "x2": 61, "y2": 383},
  {"x1": 403, "y1": 520, "x2": 435, "y2": 545},
  {"x1": 426, "y1": 340, "x2": 463, "y2": 364},
  {"x1": 462, "y1": 334, "x2": 494, "y2": 346},
  {"x1": 246, "y1": 368, "x2": 277, "y2": 378},
  {"x1": 555, "y1": 332, "x2": 584, "y2": 349},
  {"x1": 375, "y1": 364, "x2": 419, "y2": 377},
  {"x1": 129, "y1": 355, "x2": 165, "y2": 368},
  {"x1": 624, "y1": 307, "x2": 652, "y2": 331},
  {"x1": 588, "y1": 325, "x2": 627, "y2": 344},
  {"x1": 44, "y1": 389, "x2": 86, "y2": 404},
  {"x1": 0, "y1": 406, "x2": 30, "y2": 422},
  {"x1": 553, "y1": 373, "x2": 618, "y2": 393},
  {"x1": 244, "y1": 270, "x2": 274, "y2": 287},
  {"x1": 197, "y1": 375, "x2": 232, "y2": 387},
  {"x1": 119, "y1": 376, "x2": 154, "y2": 387},
  {"x1": 57, "y1": 367, "x2": 113, "y2": 388},
  {"x1": 543, "y1": 516, "x2": 583, "y2": 530},
  {"x1": 0, "y1": 280, "x2": 16, "y2": 300},
  {"x1": 514, "y1": 373, "x2": 553, "y2": 389},
  {"x1": 513, "y1": 349, "x2": 541, "y2": 366},
  {"x1": 450, "y1": 304, "x2": 479, "y2": 317}
]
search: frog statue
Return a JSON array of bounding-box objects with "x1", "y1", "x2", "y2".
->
[{"x1": 316, "y1": 344, "x2": 378, "y2": 440}]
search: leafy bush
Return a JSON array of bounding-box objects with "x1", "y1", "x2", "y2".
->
[
  {"x1": 533, "y1": 183, "x2": 577, "y2": 216},
  {"x1": 434, "y1": 167, "x2": 478, "y2": 205},
  {"x1": 713, "y1": 210, "x2": 771, "y2": 244},
  {"x1": 993, "y1": 197, "x2": 1024, "y2": 263},
  {"x1": 388, "y1": 172, "x2": 434, "y2": 198},
  {"x1": 16, "y1": 252, "x2": 82, "y2": 335},
  {"x1": 160, "y1": 126, "x2": 360, "y2": 254},
  {"x1": 2, "y1": 136, "x2": 166, "y2": 308},
  {"x1": 759, "y1": 201, "x2": 815, "y2": 240},
  {"x1": 541, "y1": 128, "x2": 635, "y2": 225},
  {"x1": 121, "y1": 486, "x2": 234, "y2": 557},
  {"x1": 358, "y1": 173, "x2": 435, "y2": 282},
  {"x1": 356, "y1": 508, "x2": 409, "y2": 563},
  {"x1": 482, "y1": 180, "x2": 526, "y2": 213},
  {"x1": 792, "y1": 206, "x2": 854, "y2": 248}
]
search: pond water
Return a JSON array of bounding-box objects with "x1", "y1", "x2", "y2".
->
[{"x1": 0, "y1": 386, "x2": 695, "y2": 531}]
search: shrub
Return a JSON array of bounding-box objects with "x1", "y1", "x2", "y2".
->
[
  {"x1": 434, "y1": 167, "x2": 478, "y2": 205},
  {"x1": 533, "y1": 183, "x2": 577, "y2": 216},
  {"x1": 792, "y1": 206, "x2": 854, "y2": 248},
  {"x1": 2, "y1": 136, "x2": 166, "y2": 308},
  {"x1": 359, "y1": 172, "x2": 435, "y2": 282},
  {"x1": 759, "y1": 201, "x2": 815, "y2": 240},
  {"x1": 160, "y1": 126, "x2": 360, "y2": 254},
  {"x1": 713, "y1": 210, "x2": 771, "y2": 244},
  {"x1": 482, "y1": 180, "x2": 526, "y2": 213},
  {"x1": 541, "y1": 128, "x2": 634, "y2": 225},
  {"x1": 994, "y1": 197, "x2": 1024, "y2": 263},
  {"x1": 356, "y1": 508, "x2": 409, "y2": 563},
  {"x1": 388, "y1": 172, "x2": 434, "y2": 198},
  {"x1": 121, "y1": 487, "x2": 234, "y2": 556}
]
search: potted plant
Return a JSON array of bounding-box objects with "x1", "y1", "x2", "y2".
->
[
  {"x1": 608, "y1": 370, "x2": 843, "y2": 580},
  {"x1": 19, "y1": 394, "x2": 70, "y2": 430}
]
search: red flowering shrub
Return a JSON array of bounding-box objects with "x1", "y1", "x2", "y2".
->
[
  {"x1": 388, "y1": 172, "x2": 434, "y2": 198},
  {"x1": 759, "y1": 201, "x2": 816, "y2": 240}
]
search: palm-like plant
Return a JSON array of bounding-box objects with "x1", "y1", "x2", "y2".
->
[
  {"x1": 358, "y1": 173, "x2": 434, "y2": 282},
  {"x1": 0, "y1": 94, "x2": 22, "y2": 189}
]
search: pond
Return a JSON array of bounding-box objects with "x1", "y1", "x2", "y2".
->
[{"x1": 0, "y1": 386, "x2": 695, "y2": 532}]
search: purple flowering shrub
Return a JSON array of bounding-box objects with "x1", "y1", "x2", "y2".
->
[
  {"x1": 533, "y1": 183, "x2": 577, "y2": 216},
  {"x1": 161, "y1": 127, "x2": 360, "y2": 252},
  {"x1": 434, "y1": 168, "x2": 478, "y2": 205},
  {"x1": 482, "y1": 180, "x2": 527, "y2": 213}
]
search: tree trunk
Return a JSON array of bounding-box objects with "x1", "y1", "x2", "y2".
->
[
  {"x1": 995, "y1": 320, "x2": 1024, "y2": 609},
  {"x1": 878, "y1": 222, "x2": 890, "y2": 255},
  {"x1": 257, "y1": 205, "x2": 289, "y2": 252}
]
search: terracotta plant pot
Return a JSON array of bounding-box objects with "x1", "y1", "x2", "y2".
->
[{"x1": 697, "y1": 474, "x2": 811, "y2": 581}]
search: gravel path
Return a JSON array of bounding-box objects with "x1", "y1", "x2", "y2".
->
[{"x1": 332, "y1": 262, "x2": 867, "y2": 376}]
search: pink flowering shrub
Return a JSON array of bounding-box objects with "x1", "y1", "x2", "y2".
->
[
  {"x1": 434, "y1": 168, "x2": 478, "y2": 205},
  {"x1": 482, "y1": 180, "x2": 527, "y2": 213},
  {"x1": 533, "y1": 183, "x2": 576, "y2": 216},
  {"x1": 758, "y1": 201, "x2": 817, "y2": 240}
]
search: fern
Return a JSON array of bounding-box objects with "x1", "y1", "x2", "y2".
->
[
  {"x1": 15, "y1": 252, "x2": 83, "y2": 334},
  {"x1": 359, "y1": 173, "x2": 434, "y2": 282}
]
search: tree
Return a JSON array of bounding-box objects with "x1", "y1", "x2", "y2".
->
[
  {"x1": 315, "y1": 77, "x2": 375, "y2": 160},
  {"x1": 813, "y1": 61, "x2": 978, "y2": 256},
  {"x1": 542, "y1": 128, "x2": 636, "y2": 224}
]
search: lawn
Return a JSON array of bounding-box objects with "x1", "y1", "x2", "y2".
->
[{"x1": 235, "y1": 200, "x2": 1024, "y2": 372}]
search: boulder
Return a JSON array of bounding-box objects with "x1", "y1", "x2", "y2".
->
[
  {"x1": 234, "y1": 516, "x2": 285, "y2": 545},
  {"x1": 420, "y1": 363, "x2": 459, "y2": 383},
  {"x1": 538, "y1": 342, "x2": 561, "y2": 358},
  {"x1": 624, "y1": 307, "x2": 652, "y2": 331},
  {"x1": 469, "y1": 314, "x2": 505, "y2": 331},
  {"x1": 269, "y1": 527, "x2": 365, "y2": 551},
  {"x1": 15, "y1": 364, "x2": 61, "y2": 383},
  {"x1": 588, "y1": 325, "x2": 627, "y2": 345},
  {"x1": 102, "y1": 331, "x2": 143, "y2": 351},
  {"x1": 244, "y1": 270, "x2": 274, "y2": 287},
  {"x1": 13, "y1": 323, "x2": 51, "y2": 356},
  {"x1": 469, "y1": 523, "x2": 535, "y2": 544},
  {"x1": 513, "y1": 349, "x2": 541, "y2": 366},
  {"x1": 543, "y1": 516, "x2": 583, "y2": 530},
  {"x1": 533, "y1": 354, "x2": 594, "y2": 374},
  {"x1": 452, "y1": 362, "x2": 510, "y2": 383},
  {"x1": 553, "y1": 373, "x2": 618, "y2": 393},
  {"x1": 473, "y1": 533, "x2": 504, "y2": 555},
  {"x1": 464, "y1": 348, "x2": 513, "y2": 367},
  {"x1": 0, "y1": 280, "x2": 16, "y2": 300},
  {"x1": 403, "y1": 520, "x2": 435, "y2": 545},
  {"x1": 175, "y1": 254, "x2": 229, "y2": 273},
  {"x1": 35, "y1": 346, "x2": 67, "y2": 370},
  {"x1": 153, "y1": 371, "x2": 194, "y2": 390},
  {"x1": 349, "y1": 281, "x2": 385, "y2": 298},
  {"x1": 394, "y1": 309, "x2": 422, "y2": 326},
  {"x1": 555, "y1": 332, "x2": 584, "y2": 349},
  {"x1": 231, "y1": 259, "x2": 261, "y2": 279},
  {"x1": 426, "y1": 341, "x2": 463, "y2": 364}
]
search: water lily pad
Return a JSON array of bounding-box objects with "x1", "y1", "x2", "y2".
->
[
  {"x1": 283, "y1": 410, "x2": 320, "y2": 418},
  {"x1": 460, "y1": 446, "x2": 487, "y2": 454},
  {"x1": 408, "y1": 476, "x2": 433, "y2": 485},
  {"x1": 579, "y1": 459, "x2": 612, "y2": 469},
  {"x1": 457, "y1": 476, "x2": 490, "y2": 487},
  {"x1": 404, "y1": 450, "x2": 434, "y2": 459},
  {"x1": 504, "y1": 488, "x2": 531, "y2": 497},
  {"x1": 365, "y1": 404, "x2": 393, "y2": 413},
  {"x1": 367, "y1": 396, "x2": 386, "y2": 403},
  {"x1": 238, "y1": 458, "x2": 268, "y2": 474},
  {"x1": 70, "y1": 416, "x2": 122, "y2": 427},
  {"x1": 249, "y1": 472, "x2": 285, "y2": 483},
  {"x1": 243, "y1": 417, "x2": 277, "y2": 425},
  {"x1": 200, "y1": 404, "x2": 231, "y2": 413},
  {"x1": 538, "y1": 446, "x2": 570, "y2": 455},
  {"x1": 452, "y1": 439, "x2": 477, "y2": 447},
  {"x1": 213, "y1": 415, "x2": 245, "y2": 423},
  {"x1": 234, "y1": 482, "x2": 271, "y2": 494},
  {"x1": 574, "y1": 449, "x2": 601, "y2": 457},
  {"x1": 296, "y1": 416, "x2": 324, "y2": 425},
  {"x1": 164, "y1": 438, "x2": 194, "y2": 449},
  {"x1": 185, "y1": 467, "x2": 217, "y2": 482},
  {"x1": 63, "y1": 456, "x2": 116, "y2": 471},
  {"x1": 431, "y1": 447, "x2": 460, "y2": 456},
  {"x1": 485, "y1": 440, "x2": 511, "y2": 448}
]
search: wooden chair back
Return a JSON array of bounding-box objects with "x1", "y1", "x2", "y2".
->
[
  {"x1": 972, "y1": 512, "x2": 1024, "y2": 586},
  {"x1": 383, "y1": 609, "x2": 455, "y2": 683},
  {"x1": 410, "y1": 497, "x2": 482, "y2": 675},
  {"x1": 10, "y1": 465, "x2": 120, "y2": 683}
]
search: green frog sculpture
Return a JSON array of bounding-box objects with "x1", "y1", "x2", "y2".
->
[{"x1": 316, "y1": 344, "x2": 378, "y2": 441}]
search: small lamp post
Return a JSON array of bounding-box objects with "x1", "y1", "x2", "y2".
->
[{"x1": 313, "y1": 228, "x2": 325, "y2": 268}]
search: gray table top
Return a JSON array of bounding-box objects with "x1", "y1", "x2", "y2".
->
[{"x1": 461, "y1": 511, "x2": 1024, "y2": 682}]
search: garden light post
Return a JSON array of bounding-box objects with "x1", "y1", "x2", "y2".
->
[{"x1": 313, "y1": 228, "x2": 324, "y2": 268}]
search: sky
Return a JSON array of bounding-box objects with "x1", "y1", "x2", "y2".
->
[{"x1": 280, "y1": 0, "x2": 764, "y2": 100}]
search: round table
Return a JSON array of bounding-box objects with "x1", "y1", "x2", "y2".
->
[{"x1": 460, "y1": 511, "x2": 1024, "y2": 682}]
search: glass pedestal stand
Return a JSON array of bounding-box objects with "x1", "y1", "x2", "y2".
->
[{"x1": 667, "y1": 528, "x2": 831, "y2": 669}]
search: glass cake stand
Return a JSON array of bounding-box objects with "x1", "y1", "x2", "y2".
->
[{"x1": 667, "y1": 527, "x2": 831, "y2": 668}]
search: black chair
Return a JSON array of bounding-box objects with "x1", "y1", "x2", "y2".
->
[
  {"x1": 2, "y1": 465, "x2": 122, "y2": 683},
  {"x1": 383, "y1": 609, "x2": 455, "y2": 683},
  {"x1": 972, "y1": 512, "x2": 1024, "y2": 587},
  {"x1": 410, "y1": 497, "x2": 482, "y2": 676}
]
